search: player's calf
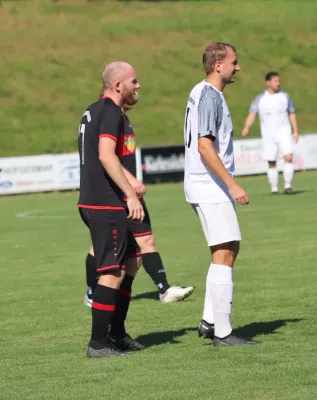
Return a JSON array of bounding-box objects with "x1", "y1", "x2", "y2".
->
[
  {"x1": 283, "y1": 155, "x2": 295, "y2": 193},
  {"x1": 110, "y1": 258, "x2": 146, "y2": 351},
  {"x1": 267, "y1": 162, "x2": 279, "y2": 194}
]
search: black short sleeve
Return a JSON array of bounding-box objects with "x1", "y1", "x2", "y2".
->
[{"x1": 99, "y1": 102, "x2": 123, "y2": 142}]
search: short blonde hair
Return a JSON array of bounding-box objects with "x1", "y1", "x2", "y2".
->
[{"x1": 202, "y1": 42, "x2": 236, "y2": 74}]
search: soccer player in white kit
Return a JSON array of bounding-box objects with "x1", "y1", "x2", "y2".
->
[
  {"x1": 184, "y1": 43, "x2": 260, "y2": 346},
  {"x1": 242, "y1": 72, "x2": 299, "y2": 194}
]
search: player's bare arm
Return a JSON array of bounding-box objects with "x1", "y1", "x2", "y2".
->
[
  {"x1": 198, "y1": 137, "x2": 249, "y2": 205},
  {"x1": 242, "y1": 112, "x2": 256, "y2": 137},
  {"x1": 122, "y1": 167, "x2": 146, "y2": 196},
  {"x1": 289, "y1": 113, "x2": 299, "y2": 143},
  {"x1": 99, "y1": 138, "x2": 145, "y2": 221}
]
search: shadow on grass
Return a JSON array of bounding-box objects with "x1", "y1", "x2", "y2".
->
[
  {"x1": 135, "y1": 319, "x2": 304, "y2": 347},
  {"x1": 286, "y1": 190, "x2": 311, "y2": 195},
  {"x1": 235, "y1": 318, "x2": 304, "y2": 338},
  {"x1": 136, "y1": 327, "x2": 196, "y2": 347},
  {"x1": 284, "y1": 190, "x2": 311, "y2": 196},
  {"x1": 132, "y1": 291, "x2": 159, "y2": 301},
  {"x1": 266, "y1": 189, "x2": 312, "y2": 197}
]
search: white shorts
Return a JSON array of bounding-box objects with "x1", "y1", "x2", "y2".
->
[
  {"x1": 192, "y1": 201, "x2": 241, "y2": 247},
  {"x1": 263, "y1": 135, "x2": 293, "y2": 161}
]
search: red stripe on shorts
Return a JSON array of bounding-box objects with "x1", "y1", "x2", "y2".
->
[
  {"x1": 127, "y1": 252, "x2": 142, "y2": 258},
  {"x1": 97, "y1": 265, "x2": 121, "y2": 272},
  {"x1": 78, "y1": 204, "x2": 124, "y2": 210},
  {"x1": 92, "y1": 302, "x2": 115, "y2": 311},
  {"x1": 133, "y1": 231, "x2": 152, "y2": 237}
]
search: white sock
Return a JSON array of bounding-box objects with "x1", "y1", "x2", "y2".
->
[
  {"x1": 202, "y1": 263, "x2": 214, "y2": 324},
  {"x1": 283, "y1": 162, "x2": 294, "y2": 189},
  {"x1": 210, "y1": 264, "x2": 233, "y2": 338},
  {"x1": 267, "y1": 168, "x2": 278, "y2": 192}
]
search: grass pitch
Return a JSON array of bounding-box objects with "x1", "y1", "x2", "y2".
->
[{"x1": 1, "y1": 171, "x2": 317, "y2": 399}]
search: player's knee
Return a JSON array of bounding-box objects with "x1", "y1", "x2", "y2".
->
[
  {"x1": 224, "y1": 251, "x2": 236, "y2": 267},
  {"x1": 137, "y1": 234, "x2": 156, "y2": 253},
  {"x1": 211, "y1": 241, "x2": 239, "y2": 267},
  {"x1": 126, "y1": 256, "x2": 142, "y2": 278},
  {"x1": 98, "y1": 269, "x2": 125, "y2": 288},
  {"x1": 284, "y1": 154, "x2": 293, "y2": 163}
]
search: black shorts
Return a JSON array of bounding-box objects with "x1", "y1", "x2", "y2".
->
[
  {"x1": 79, "y1": 207, "x2": 127, "y2": 273},
  {"x1": 126, "y1": 200, "x2": 152, "y2": 258}
]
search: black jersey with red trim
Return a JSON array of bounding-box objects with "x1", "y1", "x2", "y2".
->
[
  {"x1": 78, "y1": 97, "x2": 125, "y2": 208},
  {"x1": 117, "y1": 114, "x2": 137, "y2": 177}
]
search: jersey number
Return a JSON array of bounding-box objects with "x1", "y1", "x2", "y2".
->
[
  {"x1": 79, "y1": 111, "x2": 91, "y2": 165},
  {"x1": 185, "y1": 107, "x2": 192, "y2": 148},
  {"x1": 79, "y1": 123, "x2": 86, "y2": 164}
]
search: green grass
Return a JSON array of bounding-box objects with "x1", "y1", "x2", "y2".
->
[
  {"x1": 1, "y1": 171, "x2": 317, "y2": 399},
  {"x1": 1, "y1": 0, "x2": 317, "y2": 156}
]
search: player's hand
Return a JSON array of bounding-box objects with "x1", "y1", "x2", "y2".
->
[
  {"x1": 241, "y1": 127, "x2": 249, "y2": 137},
  {"x1": 130, "y1": 178, "x2": 146, "y2": 196},
  {"x1": 229, "y1": 183, "x2": 249, "y2": 205},
  {"x1": 126, "y1": 195, "x2": 145, "y2": 221},
  {"x1": 293, "y1": 132, "x2": 299, "y2": 143}
]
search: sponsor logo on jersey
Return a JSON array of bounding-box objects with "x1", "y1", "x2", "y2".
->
[{"x1": 125, "y1": 136, "x2": 136, "y2": 153}]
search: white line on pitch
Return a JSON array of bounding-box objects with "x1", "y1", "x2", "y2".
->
[{"x1": 16, "y1": 211, "x2": 74, "y2": 220}]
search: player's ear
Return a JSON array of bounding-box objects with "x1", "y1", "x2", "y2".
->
[
  {"x1": 215, "y1": 61, "x2": 221, "y2": 73},
  {"x1": 115, "y1": 80, "x2": 121, "y2": 93}
]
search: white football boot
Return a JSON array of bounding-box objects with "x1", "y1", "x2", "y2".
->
[{"x1": 159, "y1": 285, "x2": 194, "y2": 303}]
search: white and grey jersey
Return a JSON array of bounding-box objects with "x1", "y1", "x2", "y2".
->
[
  {"x1": 184, "y1": 80, "x2": 235, "y2": 204},
  {"x1": 249, "y1": 90, "x2": 295, "y2": 141}
]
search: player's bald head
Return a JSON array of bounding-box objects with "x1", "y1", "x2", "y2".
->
[
  {"x1": 100, "y1": 61, "x2": 140, "y2": 107},
  {"x1": 102, "y1": 62, "x2": 134, "y2": 89}
]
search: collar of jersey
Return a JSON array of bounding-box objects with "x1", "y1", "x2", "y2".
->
[
  {"x1": 202, "y1": 80, "x2": 223, "y2": 94},
  {"x1": 265, "y1": 90, "x2": 281, "y2": 96}
]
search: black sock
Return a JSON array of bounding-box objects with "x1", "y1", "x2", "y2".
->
[
  {"x1": 111, "y1": 275, "x2": 134, "y2": 337},
  {"x1": 90, "y1": 284, "x2": 117, "y2": 349},
  {"x1": 86, "y1": 253, "x2": 98, "y2": 299},
  {"x1": 142, "y1": 252, "x2": 170, "y2": 294}
]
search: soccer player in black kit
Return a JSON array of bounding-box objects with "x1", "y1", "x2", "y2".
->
[
  {"x1": 83, "y1": 104, "x2": 194, "y2": 308},
  {"x1": 78, "y1": 62, "x2": 145, "y2": 358}
]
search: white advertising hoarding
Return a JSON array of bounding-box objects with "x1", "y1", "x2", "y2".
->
[
  {"x1": 0, "y1": 154, "x2": 58, "y2": 195},
  {"x1": 0, "y1": 134, "x2": 316, "y2": 195},
  {"x1": 55, "y1": 153, "x2": 80, "y2": 190},
  {"x1": 233, "y1": 136, "x2": 308, "y2": 176},
  {"x1": 301, "y1": 134, "x2": 317, "y2": 170}
]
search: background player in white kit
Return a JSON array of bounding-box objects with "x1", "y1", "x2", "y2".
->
[
  {"x1": 184, "y1": 42, "x2": 260, "y2": 346},
  {"x1": 242, "y1": 72, "x2": 299, "y2": 194}
]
